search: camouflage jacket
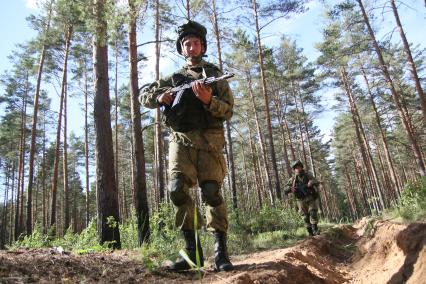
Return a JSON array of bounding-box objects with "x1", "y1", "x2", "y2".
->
[
  {"x1": 286, "y1": 171, "x2": 319, "y2": 197},
  {"x1": 139, "y1": 60, "x2": 234, "y2": 150}
]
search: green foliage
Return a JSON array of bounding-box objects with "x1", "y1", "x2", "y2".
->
[
  {"x1": 9, "y1": 223, "x2": 50, "y2": 249},
  {"x1": 220, "y1": 205, "x2": 306, "y2": 255},
  {"x1": 120, "y1": 214, "x2": 139, "y2": 249},
  {"x1": 138, "y1": 203, "x2": 181, "y2": 270},
  {"x1": 392, "y1": 177, "x2": 426, "y2": 221},
  {"x1": 8, "y1": 203, "x2": 310, "y2": 272},
  {"x1": 232, "y1": 205, "x2": 304, "y2": 235},
  {"x1": 9, "y1": 219, "x2": 110, "y2": 254}
]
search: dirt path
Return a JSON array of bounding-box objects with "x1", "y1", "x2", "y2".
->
[{"x1": 1, "y1": 220, "x2": 425, "y2": 283}]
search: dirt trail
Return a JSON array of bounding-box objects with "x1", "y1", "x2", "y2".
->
[
  {"x1": 208, "y1": 220, "x2": 426, "y2": 284},
  {"x1": 1, "y1": 220, "x2": 425, "y2": 283}
]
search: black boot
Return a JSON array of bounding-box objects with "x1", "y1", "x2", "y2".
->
[
  {"x1": 169, "y1": 230, "x2": 204, "y2": 271},
  {"x1": 307, "y1": 226, "x2": 314, "y2": 236},
  {"x1": 213, "y1": 231, "x2": 233, "y2": 272},
  {"x1": 311, "y1": 224, "x2": 320, "y2": 236}
]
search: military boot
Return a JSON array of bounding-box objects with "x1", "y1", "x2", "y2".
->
[
  {"x1": 169, "y1": 230, "x2": 204, "y2": 271},
  {"x1": 306, "y1": 226, "x2": 314, "y2": 236},
  {"x1": 213, "y1": 231, "x2": 234, "y2": 272},
  {"x1": 311, "y1": 224, "x2": 320, "y2": 236}
]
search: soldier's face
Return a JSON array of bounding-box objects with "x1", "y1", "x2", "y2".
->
[
  {"x1": 294, "y1": 166, "x2": 303, "y2": 174},
  {"x1": 181, "y1": 37, "x2": 204, "y2": 58}
]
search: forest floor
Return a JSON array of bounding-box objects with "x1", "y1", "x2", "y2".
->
[{"x1": 1, "y1": 218, "x2": 425, "y2": 284}]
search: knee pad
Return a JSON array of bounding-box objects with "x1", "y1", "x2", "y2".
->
[
  {"x1": 200, "y1": 180, "x2": 223, "y2": 207},
  {"x1": 309, "y1": 209, "x2": 318, "y2": 223},
  {"x1": 170, "y1": 173, "x2": 188, "y2": 206}
]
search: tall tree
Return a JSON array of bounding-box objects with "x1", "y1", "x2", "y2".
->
[
  {"x1": 209, "y1": 0, "x2": 238, "y2": 209},
  {"x1": 26, "y1": 0, "x2": 54, "y2": 236},
  {"x1": 93, "y1": 0, "x2": 121, "y2": 248},
  {"x1": 356, "y1": 0, "x2": 425, "y2": 176},
  {"x1": 128, "y1": 0, "x2": 150, "y2": 244},
  {"x1": 154, "y1": 0, "x2": 165, "y2": 203},
  {"x1": 389, "y1": 0, "x2": 426, "y2": 124}
]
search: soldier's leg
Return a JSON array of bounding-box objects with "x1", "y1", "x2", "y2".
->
[
  {"x1": 200, "y1": 180, "x2": 228, "y2": 232},
  {"x1": 169, "y1": 173, "x2": 203, "y2": 230},
  {"x1": 308, "y1": 198, "x2": 320, "y2": 235},
  {"x1": 168, "y1": 142, "x2": 203, "y2": 271},
  {"x1": 198, "y1": 149, "x2": 228, "y2": 232},
  {"x1": 198, "y1": 149, "x2": 232, "y2": 271},
  {"x1": 168, "y1": 141, "x2": 202, "y2": 230},
  {"x1": 297, "y1": 200, "x2": 313, "y2": 236}
]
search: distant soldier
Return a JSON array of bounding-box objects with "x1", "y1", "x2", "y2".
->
[
  {"x1": 139, "y1": 20, "x2": 234, "y2": 272},
  {"x1": 285, "y1": 160, "x2": 320, "y2": 236}
]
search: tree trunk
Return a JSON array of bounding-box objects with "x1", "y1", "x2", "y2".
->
[
  {"x1": 297, "y1": 87, "x2": 316, "y2": 177},
  {"x1": 15, "y1": 77, "x2": 28, "y2": 240},
  {"x1": 291, "y1": 81, "x2": 308, "y2": 167},
  {"x1": 1, "y1": 165, "x2": 10, "y2": 247},
  {"x1": 10, "y1": 163, "x2": 16, "y2": 244},
  {"x1": 186, "y1": 0, "x2": 190, "y2": 19},
  {"x1": 247, "y1": 122, "x2": 263, "y2": 208},
  {"x1": 353, "y1": 152, "x2": 376, "y2": 214},
  {"x1": 63, "y1": 77, "x2": 69, "y2": 232},
  {"x1": 340, "y1": 67, "x2": 386, "y2": 210},
  {"x1": 42, "y1": 111, "x2": 47, "y2": 233},
  {"x1": 270, "y1": 89, "x2": 292, "y2": 176},
  {"x1": 283, "y1": 115, "x2": 296, "y2": 161},
  {"x1": 84, "y1": 59, "x2": 90, "y2": 228},
  {"x1": 247, "y1": 71, "x2": 274, "y2": 205},
  {"x1": 94, "y1": 0, "x2": 121, "y2": 248},
  {"x1": 154, "y1": 0, "x2": 165, "y2": 204},
  {"x1": 390, "y1": 0, "x2": 426, "y2": 123},
  {"x1": 50, "y1": 25, "x2": 72, "y2": 231},
  {"x1": 360, "y1": 66, "x2": 401, "y2": 195},
  {"x1": 212, "y1": 0, "x2": 237, "y2": 209},
  {"x1": 252, "y1": 0, "x2": 281, "y2": 199},
  {"x1": 357, "y1": 0, "x2": 425, "y2": 176},
  {"x1": 114, "y1": 39, "x2": 120, "y2": 219},
  {"x1": 26, "y1": 1, "x2": 53, "y2": 235},
  {"x1": 129, "y1": 0, "x2": 150, "y2": 245}
]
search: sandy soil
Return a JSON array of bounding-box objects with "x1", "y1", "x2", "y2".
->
[{"x1": 1, "y1": 220, "x2": 425, "y2": 283}]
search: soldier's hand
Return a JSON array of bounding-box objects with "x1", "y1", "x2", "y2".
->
[
  {"x1": 192, "y1": 81, "x2": 212, "y2": 105},
  {"x1": 307, "y1": 180, "x2": 313, "y2": 188},
  {"x1": 291, "y1": 187, "x2": 297, "y2": 193},
  {"x1": 157, "y1": 90, "x2": 174, "y2": 106}
]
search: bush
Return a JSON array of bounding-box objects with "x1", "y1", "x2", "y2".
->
[
  {"x1": 394, "y1": 177, "x2": 426, "y2": 221},
  {"x1": 9, "y1": 223, "x2": 50, "y2": 249},
  {"x1": 230, "y1": 205, "x2": 303, "y2": 235}
]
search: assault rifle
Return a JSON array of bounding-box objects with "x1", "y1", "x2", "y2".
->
[
  {"x1": 285, "y1": 184, "x2": 316, "y2": 200},
  {"x1": 169, "y1": 72, "x2": 234, "y2": 109}
]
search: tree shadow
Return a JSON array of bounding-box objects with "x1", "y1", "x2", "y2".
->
[{"x1": 388, "y1": 223, "x2": 426, "y2": 284}]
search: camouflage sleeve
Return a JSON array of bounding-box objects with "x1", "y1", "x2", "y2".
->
[
  {"x1": 307, "y1": 172, "x2": 319, "y2": 186},
  {"x1": 286, "y1": 177, "x2": 294, "y2": 192},
  {"x1": 206, "y1": 77, "x2": 234, "y2": 120},
  {"x1": 138, "y1": 77, "x2": 173, "y2": 109}
]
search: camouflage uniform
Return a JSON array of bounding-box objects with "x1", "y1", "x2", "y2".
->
[
  {"x1": 286, "y1": 160, "x2": 320, "y2": 236},
  {"x1": 139, "y1": 60, "x2": 233, "y2": 233},
  {"x1": 140, "y1": 20, "x2": 234, "y2": 272}
]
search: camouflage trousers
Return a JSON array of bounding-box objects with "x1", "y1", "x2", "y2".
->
[
  {"x1": 168, "y1": 140, "x2": 228, "y2": 232},
  {"x1": 297, "y1": 196, "x2": 319, "y2": 225}
]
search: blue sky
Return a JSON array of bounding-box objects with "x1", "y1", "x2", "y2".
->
[
  {"x1": 0, "y1": 1, "x2": 34, "y2": 74},
  {"x1": 0, "y1": 0, "x2": 425, "y2": 141}
]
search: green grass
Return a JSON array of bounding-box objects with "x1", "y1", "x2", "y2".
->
[{"x1": 8, "y1": 203, "x2": 321, "y2": 272}]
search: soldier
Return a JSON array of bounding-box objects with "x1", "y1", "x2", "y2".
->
[
  {"x1": 285, "y1": 160, "x2": 320, "y2": 236},
  {"x1": 139, "y1": 20, "x2": 234, "y2": 272}
]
